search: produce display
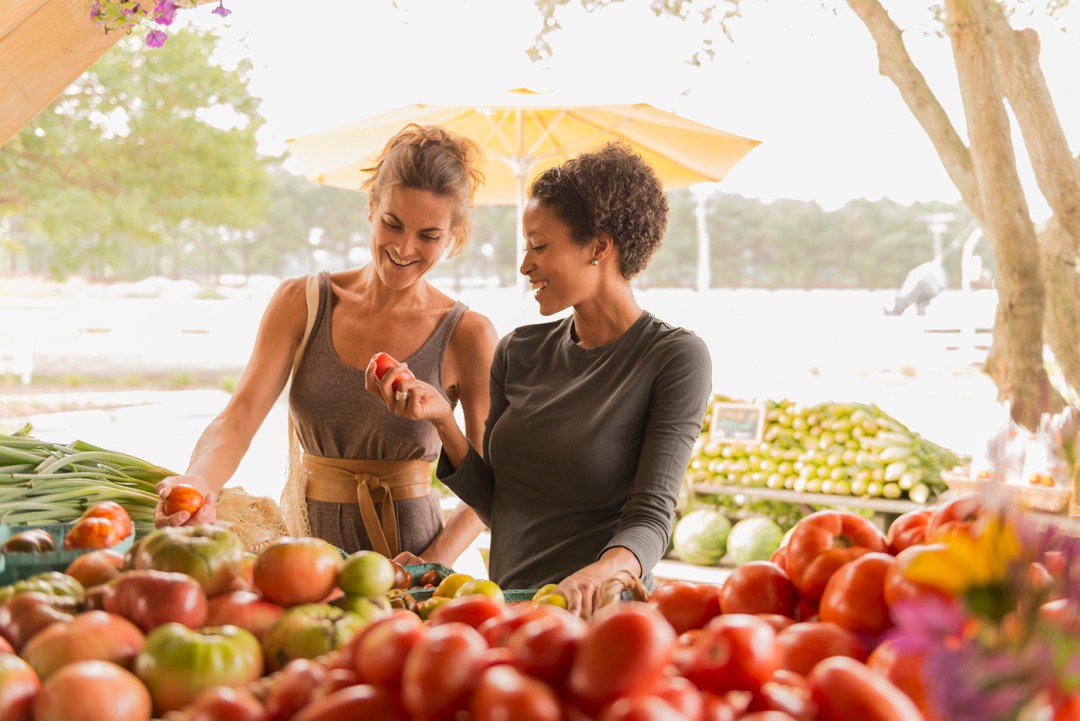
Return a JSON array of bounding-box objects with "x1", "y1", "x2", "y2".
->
[
  {"x1": 687, "y1": 395, "x2": 967, "y2": 505},
  {"x1": 0, "y1": 491, "x2": 1076, "y2": 721},
  {"x1": 0, "y1": 427, "x2": 173, "y2": 538}
]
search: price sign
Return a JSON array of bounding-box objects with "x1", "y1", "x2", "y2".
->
[{"x1": 708, "y1": 401, "x2": 766, "y2": 445}]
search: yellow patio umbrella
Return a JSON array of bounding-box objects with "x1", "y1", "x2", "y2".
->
[{"x1": 285, "y1": 87, "x2": 760, "y2": 288}]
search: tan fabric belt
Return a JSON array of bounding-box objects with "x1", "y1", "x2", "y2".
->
[{"x1": 302, "y1": 455, "x2": 432, "y2": 558}]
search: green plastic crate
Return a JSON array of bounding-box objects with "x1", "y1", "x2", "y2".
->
[{"x1": 0, "y1": 522, "x2": 134, "y2": 586}]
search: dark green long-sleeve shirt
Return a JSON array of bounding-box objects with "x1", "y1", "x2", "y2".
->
[{"x1": 439, "y1": 311, "x2": 712, "y2": 590}]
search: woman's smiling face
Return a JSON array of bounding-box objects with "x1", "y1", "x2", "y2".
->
[
  {"x1": 519, "y1": 198, "x2": 597, "y2": 315},
  {"x1": 369, "y1": 185, "x2": 455, "y2": 290}
]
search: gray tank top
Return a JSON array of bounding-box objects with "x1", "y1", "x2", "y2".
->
[{"x1": 289, "y1": 272, "x2": 466, "y2": 462}]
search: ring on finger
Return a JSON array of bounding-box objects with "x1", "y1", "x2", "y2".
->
[{"x1": 395, "y1": 389, "x2": 409, "y2": 402}]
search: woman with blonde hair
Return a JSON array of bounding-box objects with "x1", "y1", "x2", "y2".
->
[{"x1": 156, "y1": 124, "x2": 497, "y2": 566}]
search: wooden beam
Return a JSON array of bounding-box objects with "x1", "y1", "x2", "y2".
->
[{"x1": 0, "y1": 0, "x2": 122, "y2": 147}]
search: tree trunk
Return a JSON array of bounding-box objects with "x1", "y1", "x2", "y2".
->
[
  {"x1": 847, "y1": 0, "x2": 1070, "y2": 428},
  {"x1": 947, "y1": 0, "x2": 1052, "y2": 429},
  {"x1": 985, "y1": 11, "x2": 1080, "y2": 397}
]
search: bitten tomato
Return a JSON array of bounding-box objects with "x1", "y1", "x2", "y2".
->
[
  {"x1": 649, "y1": 581, "x2": 723, "y2": 634},
  {"x1": 686, "y1": 613, "x2": 780, "y2": 695},
  {"x1": 719, "y1": 561, "x2": 797, "y2": 618},
  {"x1": 472, "y1": 665, "x2": 564, "y2": 721},
  {"x1": 808, "y1": 656, "x2": 925, "y2": 721},
  {"x1": 372, "y1": 352, "x2": 417, "y2": 390},
  {"x1": 784, "y1": 510, "x2": 888, "y2": 607},
  {"x1": 401, "y1": 622, "x2": 488, "y2": 721},
  {"x1": 775, "y1": 621, "x2": 867, "y2": 676},
  {"x1": 885, "y1": 509, "x2": 932, "y2": 554},
  {"x1": 818, "y1": 552, "x2": 895, "y2": 635},
  {"x1": 162, "y1": 483, "x2": 206, "y2": 517},
  {"x1": 568, "y1": 602, "x2": 676, "y2": 715}
]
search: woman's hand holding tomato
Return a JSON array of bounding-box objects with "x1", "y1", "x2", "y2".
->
[
  {"x1": 365, "y1": 354, "x2": 452, "y2": 425},
  {"x1": 154, "y1": 476, "x2": 216, "y2": 528}
]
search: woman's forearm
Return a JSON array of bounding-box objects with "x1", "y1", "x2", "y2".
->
[
  {"x1": 431, "y1": 414, "x2": 473, "y2": 470},
  {"x1": 420, "y1": 502, "x2": 486, "y2": 567},
  {"x1": 181, "y1": 416, "x2": 254, "y2": 496}
]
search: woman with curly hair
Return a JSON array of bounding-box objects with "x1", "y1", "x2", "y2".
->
[{"x1": 371, "y1": 142, "x2": 712, "y2": 616}]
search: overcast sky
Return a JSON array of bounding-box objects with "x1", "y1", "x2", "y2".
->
[{"x1": 191, "y1": 0, "x2": 1080, "y2": 218}]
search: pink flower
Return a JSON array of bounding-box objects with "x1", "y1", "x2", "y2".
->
[
  {"x1": 146, "y1": 29, "x2": 168, "y2": 47},
  {"x1": 153, "y1": 1, "x2": 177, "y2": 25},
  {"x1": 212, "y1": 1, "x2": 231, "y2": 17}
]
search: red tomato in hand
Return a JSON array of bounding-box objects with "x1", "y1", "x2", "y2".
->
[
  {"x1": 775, "y1": 621, "x2": 867, "y2": 676},
  {"x1": 819, "y1": 552, "x2": 895, "y2": 635},
  {"x1": 567, "y1": 602, "x2": 676, "y2": 715},
  {"x1": 686, "y1": 613, "x2": 780, "y2": 695},
  {"x1": 885, "y1": 509, "x2": 931, "y2": 554},
  {"x1": 163, "y1": 483, "x2": 206, "y2": 517},
  {"x1": 372, "y1": 352, "x2": 417, "y2": 390},
  {"x1": 784, "y1": 510, "x2": 887, "y2": 607},
  {"x1": 648, "y1": 581, "x2": 722, "y2": 634},
  {"x1": 719, "y1": 561, "x2": 797, "y2": 618}
]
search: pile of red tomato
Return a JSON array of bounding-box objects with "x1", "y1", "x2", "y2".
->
[{"x1": 1, "y1": 493, "x2": 1077, "y2": 721}]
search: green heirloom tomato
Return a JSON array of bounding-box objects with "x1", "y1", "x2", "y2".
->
[
  {"x1": 132, "y1": 525, "x2": 244, "y2": 597},
  {"x1": 0, "y1": 572, "x2": 84, "y2": 605},
  {"x1": 262, "y1": 603, "x2": 370, "y2": 672},
  {"x1": 134, "y1": 622, "x2": 263, "y2": 715}
]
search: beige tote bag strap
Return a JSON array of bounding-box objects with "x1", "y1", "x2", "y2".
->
[{"x1": 281, "y1": 273, "x2": 320, "y2": 538}]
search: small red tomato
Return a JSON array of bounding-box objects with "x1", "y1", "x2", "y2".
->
[
  {"x1": 372, "y1": 352, "x2": 417, "y2": 390},
  {"x1": 164, "y1": 483, "x2": 207, "y2": 517},
  {"x1": 63, "y1": 516, "x2": 121, "y2": 550},
  {"x1": 418, "y1": 570, "x2": 442, "y2": 587}
]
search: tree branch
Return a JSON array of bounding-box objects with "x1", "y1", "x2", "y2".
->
[{"x1": 845, "y1": 0, "x2": 982, "y2": 220}]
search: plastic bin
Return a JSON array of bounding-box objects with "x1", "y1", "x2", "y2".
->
[{"x1": 0, "y1": 522, "x2": 134, "y2": 585}]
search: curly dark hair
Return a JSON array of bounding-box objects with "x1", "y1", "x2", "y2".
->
[{"x1": 528, "y1": 142, "x2": 668, "y2": 279}]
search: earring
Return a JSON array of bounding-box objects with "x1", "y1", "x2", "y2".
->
[{"x1": 591, "y1": 259, "x2": 599, "y2": 266}]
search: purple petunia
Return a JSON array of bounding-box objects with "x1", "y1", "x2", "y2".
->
[
  {"x1": 146, "y1": 29, "x2": 168, "y2": 47},
  {"x1": 153, "y1": 1, "x2": 177, "y2": 25},
  {"x1": 212, "y1": 1, "x2": 231, "y2": 17}
]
